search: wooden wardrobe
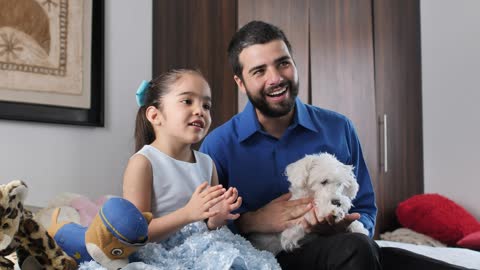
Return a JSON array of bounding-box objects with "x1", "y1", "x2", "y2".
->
[{"x1": 153, "y1": 0, "x2": 423, "y2": 237}]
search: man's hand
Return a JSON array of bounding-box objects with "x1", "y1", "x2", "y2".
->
[
  {"x1": 236, "y1": 193, "x2": 313, "y2": 234},
  {"x1": 302, "y1": 210, "x2": 361, "y2": 235}
]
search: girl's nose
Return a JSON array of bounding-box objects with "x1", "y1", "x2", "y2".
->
[{"x1": 193, "y1": 104, "x2": 204, "y2": 116}]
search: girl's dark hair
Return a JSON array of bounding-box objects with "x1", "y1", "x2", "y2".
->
[
  {"x1": 227, "y1": 20, "x2": 292, "y2": 79},
  {"x1": 134, "y1": 69, "x2": 203, "y2": 151}
]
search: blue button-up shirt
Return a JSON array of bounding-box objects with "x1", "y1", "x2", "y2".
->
[{"x1": 200, "y1": 98, "x2": 377, "y2": 236}]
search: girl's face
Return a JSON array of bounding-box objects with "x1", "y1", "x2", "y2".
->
[{"x1": 158, "y1": 73, "x2": 212, "y2": 145}]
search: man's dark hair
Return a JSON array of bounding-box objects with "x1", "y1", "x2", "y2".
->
[{"x1": 227, "y1": 21, "x2": 292, "y2": 79}]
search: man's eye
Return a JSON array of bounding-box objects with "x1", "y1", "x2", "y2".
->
[
  {"x1": 280, "y1": 61, "x2": 290, "y2": 67},
  {"x1": 253, "y1": 69, "x2": 264, "y2": 76}
]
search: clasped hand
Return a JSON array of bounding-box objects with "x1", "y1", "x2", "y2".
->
[{"x1": 182, "y1": 182, "x2": 242, "y2": 229}]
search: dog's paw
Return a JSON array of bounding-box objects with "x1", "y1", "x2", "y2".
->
[
  {"x1": 281, "y1": 225, "x2": 304, "y2": 251},
  {"x1": 282, "y1": 240, "x2": 299, "y2": 251},
  {"x1": 348, "y1": 220, "x2": 369, "y2": 235}
]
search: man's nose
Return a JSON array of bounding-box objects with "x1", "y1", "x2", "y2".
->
[{"x1": 267, "y1": 68, "x2": 283, "y2": 86}]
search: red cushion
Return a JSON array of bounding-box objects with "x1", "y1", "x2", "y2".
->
[
  {"x1": 396, "y1": 194, "x2": 480, "y2": 245},
  {"x1": 457, "y1": 231, "x2": 480, "y2": 250}
]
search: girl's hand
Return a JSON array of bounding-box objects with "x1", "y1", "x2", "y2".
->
[
  {"x1": 182, "y1": 182, "x2": 226, "y2": 223},
  {"x1": 207, "y1": 187, "x2": 242, "y2": 229}
]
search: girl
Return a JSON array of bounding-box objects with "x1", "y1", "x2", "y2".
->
[{"x1": 123, "y1": 69, "x2": 242, "y2": 242}]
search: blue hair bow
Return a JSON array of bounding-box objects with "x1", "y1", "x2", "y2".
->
[{"x1": 136, "y1": 80, "x2": 150, "y2": 106}]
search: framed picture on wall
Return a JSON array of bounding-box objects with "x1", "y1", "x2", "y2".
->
[{"x1": 0, "y1": 0, "x2": 104, "y2": 126}]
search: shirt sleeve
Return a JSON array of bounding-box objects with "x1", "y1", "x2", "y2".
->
[
  {"x1": 345, "y1": 119, "x2": 378, "y2": 237},
  {"x1": 200, "y1": 134, "x2": 249, "y2": 234},
  {"x1": 200, "y1": 136, "x2": 227, "y2": 187}
]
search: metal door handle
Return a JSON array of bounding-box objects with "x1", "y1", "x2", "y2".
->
[{"x1": 383, "y1": 114, "x2": 388, "y2": 173}]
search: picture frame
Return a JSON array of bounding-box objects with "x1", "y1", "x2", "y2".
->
[{"x1": 0, "y1": 0, "x2": 104, "y2": 127}]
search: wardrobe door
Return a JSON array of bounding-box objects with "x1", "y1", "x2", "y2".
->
[
  {"x1": 373, "y1": 0, "x2": 423, "y2": 234},
  {"x1": 237, "y1": 0, "x2": 309, "y2": 110},
  {"x1": 152, "y1": 0, "x2": 237, "y2": 131},
  {"x1": 310, "y1": 0, "x2": 379, "y2": 232}
]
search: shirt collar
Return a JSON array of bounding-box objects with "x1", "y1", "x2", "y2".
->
[
  {"x1": 294, "y1": 98, "x2": 318, "y2": 133},
  {"x1": 237, "y1": 98, "x2": 318, "y2": 142}
]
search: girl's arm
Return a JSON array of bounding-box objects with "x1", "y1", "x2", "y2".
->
[
  {"x1": 123, "y1": 154, "x2": 152, "y2": 212},
  {"x1": 123, "y1": 155, "x2": 225, "y2": 241}
]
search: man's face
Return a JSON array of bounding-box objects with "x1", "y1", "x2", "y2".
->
[{"x1": 235, "y1": 40, "x2": 299, "y2": 118}]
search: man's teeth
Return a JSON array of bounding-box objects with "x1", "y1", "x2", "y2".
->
[{"x1": 267, "y1": 87, "x2": 287, "y2": 96}]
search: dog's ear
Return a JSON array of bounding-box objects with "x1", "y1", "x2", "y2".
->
[
  {"x1": 285, "y1": 155, "x2": 316, "y2": 187},
  {"x1": 342, "y1": 164, "x2": 359, "y2": 199}
]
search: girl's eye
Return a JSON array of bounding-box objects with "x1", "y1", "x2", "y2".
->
[
  {"x1": 181, "y1": 99, "x2": 192, "y2": 105},
  {"x1": 203, "y1": 104, "x2": 211, "y2": 110}
]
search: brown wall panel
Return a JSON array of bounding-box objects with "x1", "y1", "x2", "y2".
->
[
  {"x1": 310, "y1": 0, "x2": 379, "y2": 227},
  {"x1": 237, "y1": 0, "x2": 309, "y2": 111},
  {"x1": 153, "y1": 0, "x2": 238, "y2": 131},
  {"x1": 373, "y1": 0, "x2": 423, "y2": 234}
]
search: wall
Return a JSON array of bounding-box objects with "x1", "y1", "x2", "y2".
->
[
  {"x1": 0, "y1": 0, "x2": 152, "y2": 207},
  {"x1": 421, "y1": 0, "x2": 480, "y2": 218}
]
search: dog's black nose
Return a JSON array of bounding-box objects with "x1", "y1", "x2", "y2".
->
[{"x1": 331, "y1": 199, "x2": 341, "y2": 207}]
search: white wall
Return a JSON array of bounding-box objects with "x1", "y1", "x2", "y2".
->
[
  {"x1": 0, "y1": 0, "x2": 152, "y2": 207},
  {"x1": 421, "y1": 0, "x2": 480, "y2": 219}
]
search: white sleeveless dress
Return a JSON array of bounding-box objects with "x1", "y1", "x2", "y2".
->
[{"x1": 135, "y1": 145, "x2": 213, "y2": 218}]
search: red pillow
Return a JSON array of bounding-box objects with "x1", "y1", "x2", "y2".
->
[
  {"x1": 457, "y1": 231, "x2": 480, "y2": 250},
  {"x1": 396, "y1": 194, "x2": 480, "y2": 245}
]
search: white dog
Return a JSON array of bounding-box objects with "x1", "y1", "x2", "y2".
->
[{"x1": 248, "y1": 153, "x2": 369, "y2": 255}]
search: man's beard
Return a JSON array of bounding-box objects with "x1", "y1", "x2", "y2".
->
[{"x1": 245, "y1": 80, "x2": 299, "y2": 118}]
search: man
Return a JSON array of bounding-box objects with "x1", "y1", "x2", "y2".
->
[{"x1": 200, "y1": 20, "x2": 381, "y2": 270}]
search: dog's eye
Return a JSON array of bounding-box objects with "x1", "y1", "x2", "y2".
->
[{"x1": 321, "y1": 179, "x2": 328, "y2": 185}]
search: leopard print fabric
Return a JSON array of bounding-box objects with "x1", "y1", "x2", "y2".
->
[{"x1": 0, "y1": 180, "x2": 77, "y2": 270}]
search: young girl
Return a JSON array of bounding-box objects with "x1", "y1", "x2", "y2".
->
[{"x1": 123, "y1": 69, "x2": 242, "y2": 242}]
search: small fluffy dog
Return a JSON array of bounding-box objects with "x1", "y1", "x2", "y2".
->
[{"x1": 248, "y1": 153, "x2": 369, "y2": 255}]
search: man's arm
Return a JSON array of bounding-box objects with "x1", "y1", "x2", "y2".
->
[
  {"x1": 346, "y1": 119, "x2": 377, "y2": 237},
  {"x1": 235, "y1": 193, "x2": 313, "y2": 234}
]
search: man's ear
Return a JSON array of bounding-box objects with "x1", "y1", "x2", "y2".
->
[
  {"x1": 234, "y1": 75, "x2": 246, "y2": 94},
  {"x1": 146, "y1": 106, "x2": 161, "y2": 125}
]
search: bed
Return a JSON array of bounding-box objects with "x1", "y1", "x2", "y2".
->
[
  {"x1": 9, "y1": 195, "x2": 480, "y2": 270},
  {"x1": 377, "y1": 240, "x2": 480, "y2": 269}
]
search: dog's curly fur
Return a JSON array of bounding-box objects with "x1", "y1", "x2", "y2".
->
[
  {"x1": 248, "y1": 153, "x2": 369, "y2": 255},
  {"x1": 0, "y1": 180, "x2": 77, "y2": 270}
]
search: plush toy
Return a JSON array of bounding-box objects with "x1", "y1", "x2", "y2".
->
[
  {"x1": 37, "y1": 192, "x2": 114, "y2": 227},
  {"x1": 70, "y1": 194, "x2": 112, "y2": 226},
  {"x1": 48, "y1": 197, "x2": 152, "y2": 269},
  {"x1": 397, "y1": 193, "x2": 480, "y2": 246},
  {"x1": 0, "y1": 180, "x2": 77, "y2": 270}
]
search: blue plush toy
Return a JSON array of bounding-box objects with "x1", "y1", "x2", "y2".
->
[{"x1": 47, "y1": 197, "x2": 152, "y2": 269}]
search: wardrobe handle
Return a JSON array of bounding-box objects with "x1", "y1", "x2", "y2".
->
[{"x1": 383, "y1": 114, "x2": 388, "y2": 173}]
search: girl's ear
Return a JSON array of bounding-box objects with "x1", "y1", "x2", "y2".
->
[{"x1": 146, "y1": 106, "x2": 162, "y2": 125}]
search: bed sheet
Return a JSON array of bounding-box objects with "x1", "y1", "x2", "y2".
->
[{"x1": 376, "y1": 240, "x2": 480, "y2": 269}]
